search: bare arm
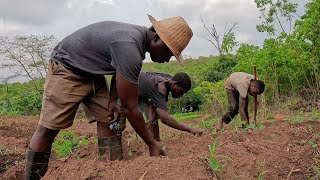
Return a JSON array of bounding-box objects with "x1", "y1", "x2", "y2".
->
[
  {"x1": 115, "y1": 72, "x2": 164, "y2": 156},
  {"x1": 108, "y1": 74, "x2": 120, "y2": 122},
  {"x1": 157, "y1": 108, "x2": 203, "y2": 135},
  {"x1": 239, "y1": 96, "x2": 249, "y2": 125}
]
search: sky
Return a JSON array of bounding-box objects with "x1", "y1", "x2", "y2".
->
[{"x1": 0, "y1": 0, "x2": 308, "y2": 82}]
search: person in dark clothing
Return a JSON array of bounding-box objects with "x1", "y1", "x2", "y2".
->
[
  {"x1": 25, "y1": 14, "x2": 193, "y2": 180},
  {"x1": 118, "y1": 71, "x2": 203, "y2": 141}
]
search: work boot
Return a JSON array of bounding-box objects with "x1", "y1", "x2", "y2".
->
[
  {"x1": 25, "y1": 148, "x2": 51, "y2": 180},
  {"x1": 98, "y1": 136, "x2": 123, "y2": 161}
]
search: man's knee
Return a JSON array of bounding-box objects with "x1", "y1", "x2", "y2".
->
[{"x1": 34, "y1": 125, "x2": 59, "y2": 139}]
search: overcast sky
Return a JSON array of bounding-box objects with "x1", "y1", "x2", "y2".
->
[{"x1": 0, "y1": 0, "x2": 308, "y2": 82}]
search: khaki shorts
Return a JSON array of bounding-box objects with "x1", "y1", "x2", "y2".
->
[{"x1": 39, "y1": 60, "x2": 109, "y2": 130}]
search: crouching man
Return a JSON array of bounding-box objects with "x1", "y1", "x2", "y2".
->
[{"x1": 218, "y1": 72, "x2": 265, "y2": 131}]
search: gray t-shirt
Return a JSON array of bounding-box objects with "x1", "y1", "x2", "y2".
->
[
  {"x1": 51, "y1": 21, "x2": 147, "y2": 84},
  {"x1": 138, "y1": 71, "x2": 172, "y2": 111}
]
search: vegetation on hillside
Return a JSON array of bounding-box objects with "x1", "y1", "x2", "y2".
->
[{"x1": 0, "y1": 0, "x2": 319, "y2": 117}]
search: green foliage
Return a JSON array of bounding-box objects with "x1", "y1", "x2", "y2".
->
[
  {"x1": 0, "y1": 79, "x2": 43, "y2": 115},
  {"x1": 206, "y1": 138, "x2": 221, "y2": 172},
  {"x1": 254, "y1": 0, "x2": 298, "y2": 35},
  {"x1": 172, "y1": 112, "x2": 201, "y2": 121},
  {"x1": 222, "y1": 32, "x2": 238, "y2": 54},
  {"x1": 52, "y1": 131, "x2": 91, "y2": 159},
  {"x1": 204, "y1": 55, "x2": 238, "y2": 83}
]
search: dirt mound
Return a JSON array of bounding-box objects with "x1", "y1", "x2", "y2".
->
[{"x1": 1, "y1": 114, "x2": 319, "y2": 180}]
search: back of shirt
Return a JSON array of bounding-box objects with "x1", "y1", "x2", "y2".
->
[
  {"x1": 225, "y1": 72, "x2": 254, "y2": 98},
  {"x1": 51, "y1": 21, "x2": 147, "y2": 84},
  {"x1": 138, "y1": 71, "x2": 172, "y2": 111}
]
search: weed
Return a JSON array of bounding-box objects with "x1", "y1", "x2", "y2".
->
[
  {"x1": 309, "y1": 113, "x2": 320, "y2": 122},
  {"x1": 256, "y1": 160, "x2": 269, "y2": 180},
  {"x1": 0, "y1": 144, "x2": 6, "y2": 155},
  {"x1": 52, "y1": 131, "x2": 91, "y2": 159},
  {"x1": 128, "y1": 149, "x2": 133, "y2": 158},
  {"x1": 306, "y1": 156, "x2": 320, "y2": 179},
  {"x1": 256, "y1": 160, "x2": 265, "y2": 167},
  {"x1": 244, "y1": 124, "x2": 257, "y2": 131},
  {"x1": 309, "y1": 139, "x2": 318, "y2": 148}
]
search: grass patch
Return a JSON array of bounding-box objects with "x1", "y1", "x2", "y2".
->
[
  {"x1": 172, "y1": 112, "x2": 201, "y2": 121},
  {"x1": 52, "y1": 131, "x2": 92, "y2": 159}
]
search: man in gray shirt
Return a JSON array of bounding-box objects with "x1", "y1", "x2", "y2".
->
[
  {"x1": 118, "y1": 71, "x2": 203, "y2": 141},
  {"x1": 26, "y1": 14, "x2": 193, "y2": 180}
]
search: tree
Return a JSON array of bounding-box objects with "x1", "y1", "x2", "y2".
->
[
  {"x1": 255, "y1": 0, "x2": 299, "y2": 36},
  {"x1": 0, "y1": 35, "x2": 57, "y2": 90},
  {"x1": 200, "y1": 16, "x2": 238, "y2": 56}
]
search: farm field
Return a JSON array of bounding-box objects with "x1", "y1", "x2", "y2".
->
[{"x1": 1, "y1": 113, "x2": 319, "y2": 180}]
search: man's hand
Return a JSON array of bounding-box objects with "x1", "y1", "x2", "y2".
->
[
  {"x1": 189, "y1": 127, "x2": 204, "y2": 136},
  {"x1": 149, "y1": 143, "x2": 165, "y2": 157},
  {"x1": 108, "y1": 102, "x2": 120, "y2": 123}
]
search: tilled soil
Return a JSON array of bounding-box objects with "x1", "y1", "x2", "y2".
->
[{"x1": 0, "y1": 114, "x2": 319, "y2": 180}]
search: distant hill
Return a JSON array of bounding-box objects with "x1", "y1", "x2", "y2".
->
[{"x1": 142, "y1": 56, "x2": 219, "y2": 84}]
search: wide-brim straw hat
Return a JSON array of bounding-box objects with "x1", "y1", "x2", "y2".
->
[{"x1": 148, "y1": 14, "x2": 193, "y2": 64}]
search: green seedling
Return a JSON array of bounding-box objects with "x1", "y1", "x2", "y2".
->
[
  {"x1": 128, "y1": 149, "x2": 133, "y2": 157},
  {"x1": 244, "y1": 124, "x2": 257, "y2": 131},
  {"x1": 206, "y1": 138, "x2": 221, "y2": 172},
  {"x1": 294, "y1": 115, "x2": 306, "y2": 123},
  {"x1": 257, "y1": 160, "x2": 266, "y2": 167},
  {"x1": 309, "y1": 139, "x2": 318, "y2": 148},
  {"x1": 0, "y1": 144, "x2": 6, "y2": 155},
  {"x1": 52, "y1": 131, "x2": 91, "y2": 159},
  {"x1": 256, "y1": 160, "x2": 269, "y2": 180}
]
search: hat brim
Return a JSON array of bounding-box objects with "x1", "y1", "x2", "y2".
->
[{"x1": 147, "y1": 14, "x2": 184, "y2": 65}]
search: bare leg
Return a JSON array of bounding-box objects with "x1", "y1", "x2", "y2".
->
[{"x1": 29, "y1": 125, "x2": 59, "y2": 152}]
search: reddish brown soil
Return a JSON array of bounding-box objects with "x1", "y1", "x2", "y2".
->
[{"x1": 1, "y1": 114, "x2": 319, "y2": 180}]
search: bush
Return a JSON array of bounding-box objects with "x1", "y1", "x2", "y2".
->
[{"x1": 204, "y1": 56, "x2": 238, "y2": 83}]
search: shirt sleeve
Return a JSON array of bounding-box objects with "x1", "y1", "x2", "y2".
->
[
  {"x1": 150, "y1": 92, "x2": 168, "y2": 111},
  {"x1": 236, "y1": 83, "x2": 249, "y2": 98},
  {"x1": 110, "y1": 42, "x2": 143, "y2": 84}
]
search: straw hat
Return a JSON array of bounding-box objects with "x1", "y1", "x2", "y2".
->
[{"x1": 148, "y1": 14, "x2": 193, "y2": 64}]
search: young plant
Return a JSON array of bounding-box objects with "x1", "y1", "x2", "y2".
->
[
  {"x1": 256, "y1": 160, "x2": 269, "y2": 180},
  {"x1": 0, "y1": 144, "x2": 6, "y2": 155},
  {"x1": 206, "y1": 137, "x2": 222, "y2": 179},
  {"x1": 128, "y1": 149, "x2": 133, "y2": 158},
  {"x1": 52, "y1": 131, "x2": 90, "y2": 159}
]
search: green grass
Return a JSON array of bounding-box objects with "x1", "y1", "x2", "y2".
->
[
  {"x1": 52, "y1": 131, "x2": 92, "y2": 159},
  {"x1": 172, "y1": 112, "x2": 201, "y2": 121}
]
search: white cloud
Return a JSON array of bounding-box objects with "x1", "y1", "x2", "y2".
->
[{"x1": 0, "y1": 0, "x2": 307, "y2": 58}]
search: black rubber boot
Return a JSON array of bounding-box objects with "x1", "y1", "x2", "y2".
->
[
  {"x1": 98, "y1": 136, "x2": 123, "y2": 161},
  {"x1": 25, "y1": 148, "x2": 51, "y2": 180}
]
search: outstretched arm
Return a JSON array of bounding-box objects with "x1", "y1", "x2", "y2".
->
[
  {"x1": 239, "y1": 96, "x2": 249, "y2": 126},
  {"x1": 157, "y1": 108, "x2": 203, "y2": 135}
]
